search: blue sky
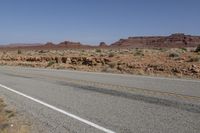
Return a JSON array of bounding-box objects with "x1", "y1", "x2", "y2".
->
[{"x1": 0, "y1": 0, "x2": 199, "y2": 45}]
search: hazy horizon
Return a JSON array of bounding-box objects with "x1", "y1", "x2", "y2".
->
[{"x1": 1, "y1": 32, "x2": 200, "y2": 46}]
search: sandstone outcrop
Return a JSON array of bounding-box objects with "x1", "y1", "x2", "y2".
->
[{"x1": 111, "y1": 33, "x2": 200, "y2": 48}]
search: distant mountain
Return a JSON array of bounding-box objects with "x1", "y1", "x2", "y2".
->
[
  {"x1": 1, "y1": 33, "x2": 200, "y2": 50},
  {"x1": 57, "y1": 41, "x2": 82, "y2": 48},
  {"x1": 111, "y1": 33, "x2": 200, "y2": 48},
  {"x1": 0, "y1": 40, "x2": 93, "y2": 50},
  {"x1": 7, "y1": 43, "x2": 43, "y2": 47}
]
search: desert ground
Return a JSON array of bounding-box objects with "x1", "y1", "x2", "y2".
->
[
  {"x1": 0, "y1": 47, "x2": 200, "y2": 79},
  {"x1": 0, "y1": 98, "x2": 30, "y2": 133}
]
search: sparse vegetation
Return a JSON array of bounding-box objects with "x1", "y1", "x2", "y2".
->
[
  {"x1": 38, "y1": 50, "x2": 46, "y2": 53},
  {"x1": 195, "y1": 44, "x2": 200, "y2": 52},
  {"x1": 46, "y1": 61, "x2": 55, "y2": 67},
  {"x1": 96, "y1": 49, "x2": 101, "y2": 53},
  {"x1": 134, "y1": 50, "x2": 144, "y2": 56},
  {"x1": 0, "y1": 48, "x2": 200, "y2": 79},
  {"x1": 169, "y1": 52, "x2": 179, "y2": 58},
  {"x1": 108, "y1": 62, "x2": 117, "y2": 68},
  {"x1": 188, "y1": 56, "x2": 200, "y2": 62},
  {"x1": 108, "y1": 52, "x2": 115, "y2": 57},
  {"x1": 17, "y1": 49, "x2": 22, "y2": 54},
  {"x1": 181, "y1": 47, "x2": 187, "y2": 51}
]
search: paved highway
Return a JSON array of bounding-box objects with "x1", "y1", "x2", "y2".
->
[{"x1": 0, "y1": 66, "x2": 200, "y2": 133}]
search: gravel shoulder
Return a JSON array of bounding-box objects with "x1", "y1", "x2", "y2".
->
[{"x1": 0, "y1": 97, "x2": 30, "y2": 133}]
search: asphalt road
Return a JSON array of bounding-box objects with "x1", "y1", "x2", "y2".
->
[{"x1": 0, "y1": 66, "x2": 200, "y2": 133}]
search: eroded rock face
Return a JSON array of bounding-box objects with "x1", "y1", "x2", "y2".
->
[
  {"x1": 2, "y1": 55, "x2": 112, "y2": 67},
  {"x1": 111, "y1": 33, "x2": 200, "y2": 48}
]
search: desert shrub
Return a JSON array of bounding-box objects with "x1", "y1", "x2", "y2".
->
[
  {"x1": 195, "y1": 44, "x2": 200, "y2": 52},
  {"x1": 188, "y1": 57, "x2": 200, "y2": 62},
  {"x1": 100, "y1": 54, "x2": 104, "y2": 57},
  {"x1": 109, "y1": 49, "x2": 113, "y2": 52},
  {"x1": 96, "y1": 49, "x2": 101, "y2": 53},
  {"x1": 38, "y1": 50, "x2": 45, "y2": 53},
  {"x1": 169, "y1": 52, "x2": 179, "y2": 58},
  {"x1": 3, "y1": 51, "x2": 7, "y2": 54},
  {"x1": 17, "y1": 49, "x2": 22, "y2": 54},
  {"x1": 108, "y1": 52, "x2": 115, "y2": 57},
  {"x1": 119, "y1": 51, "x2": 125, "y2": 54},
  {"x1": 47, "y1": 61, "x2": 55, "y2": 67},
  {"x1": 108, "y1": 62, "x2": 117, "y2": 68},
  {"x1": 134, "y1": 50, "x2": 144, "y2": 56},
  {"x1": 181, "y1": 47, "x2": 187, "y2": 51},
  {"x1": 158, "y1": 48, "x2": 167, "y2": 52},
  {"x1": 155, "y1": 48, "x2": 163, "y2": 51}
]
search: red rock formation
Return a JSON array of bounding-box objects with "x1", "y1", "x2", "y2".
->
[
  {"x1": 1, "y1": 33, "x2": 200, "y2": 50},
  {"x1": 57, "y1": 41, "x2": 82, "y2": 48},
  {"x1": 111, "y1": 33, "x2": 200, "y2": 48}
]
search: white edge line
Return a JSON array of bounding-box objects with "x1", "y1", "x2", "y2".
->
[{"x1": 0, "y1": 84, "x2": 115, "y2": 133}]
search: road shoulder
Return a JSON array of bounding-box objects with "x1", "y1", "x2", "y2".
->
[{"x1": 0, "y1": 97, "x2": 30, "y2": 133}]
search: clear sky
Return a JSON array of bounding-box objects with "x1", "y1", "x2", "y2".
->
[{"x1": 0, "y1": 0, "x2": 200, "y2": 45}]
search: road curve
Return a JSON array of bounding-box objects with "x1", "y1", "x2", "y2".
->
[{"x1": 0, "y1": 66, "x2": 200, "y2": 133}]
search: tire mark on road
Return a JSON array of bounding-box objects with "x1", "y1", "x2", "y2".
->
[
  {"x1": 5, "y1": 70, "x2": 200, "y2": 101},
  {"x1": 56, "y1": 80, "x2": 200, "y2": 114},
  {"x1": 2, "y1": 70, "x2": 200, "y2": 114}
]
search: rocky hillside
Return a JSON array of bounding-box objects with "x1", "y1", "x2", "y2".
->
[
  {"x1": 0, "y1": 48, "x2": 200, "y2": 79},
  {"x1": 111, "y1": 33, "x2": 200, "y2": 48}
]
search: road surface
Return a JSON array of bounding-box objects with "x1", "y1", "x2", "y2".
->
[{"x1": 0, "y1": 66, "x2": 200, "y2": 133}]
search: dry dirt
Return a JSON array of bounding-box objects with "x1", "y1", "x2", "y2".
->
[
  {"x1": 0, "y1": 48, "x2": 200, "y2": 79},
  {"x1": 0, "y1": 98, "x2": 30, "y2": 133}
]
